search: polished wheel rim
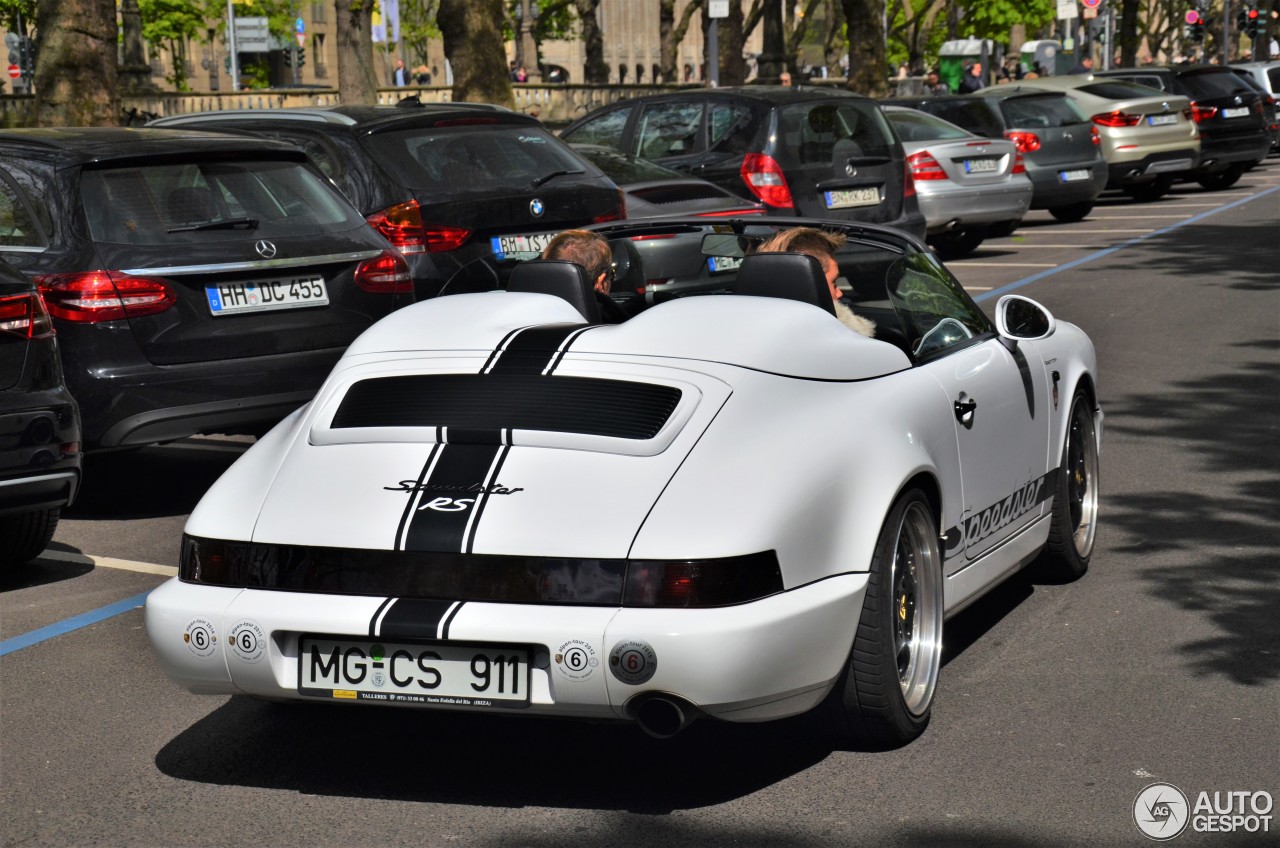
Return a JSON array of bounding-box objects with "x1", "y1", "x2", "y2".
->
[
  {"x1": 1066, "y1": 399, "x2": 1099, "y2": 559},
  {"x1": 891, "y1": 501, "x2": 943, "y2": 716}
]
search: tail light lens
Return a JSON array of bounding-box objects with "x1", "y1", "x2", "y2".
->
[
  {"x1": 903, "y1": 157, "x2": 917, "y2": 198},
  {"x1": 366, "y1": 200, "x2": 472, "y2": 254},
  {"x1": 1004, "y1": 131, "x2": 1041, "y2": 153},
  {"x1": 1012, "y1": 151, "x2": 1026, "y2": 174},
  {"x1": 740, "y1": 153, "x2": 794, "y2": 209},
  {"x1": 907, "y1": 151, "x2": 947, "y2": 181},
  {"x1": 1189, "y1": 102, "x2": 1218, "y2": 123},
  {"x1": 36, "y1": 271, "x2": 175, "y2": 323},
  {"x1": 693, "y1": 206, "x2": 765, "y2": 217},
  {"x1": 592, "y1": 190, "x2": 626, "y2": 223},
  {"x1": 1091, "y1": 110, "x2": 1141, "y2": 127},
  {"x1": 621, "y1": 552, "x2": 783, "y2": 608},
  {"x1": 353, "y1": 250, "x2": 413, "y2": 294},
  {"x1": 0, "y1": 290, "x2": 55, "y2": 339},
  {"x1": 1090, "y1": 125, "x2": 1101, "y2": 145}
]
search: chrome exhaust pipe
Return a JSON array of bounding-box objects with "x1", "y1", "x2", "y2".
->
[{"x1": 634, "y1": 696, "x2": 699, "y2": 739}]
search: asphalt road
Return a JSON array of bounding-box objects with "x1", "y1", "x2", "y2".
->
[{"x1": 3, "y1": 163, "x2": 1278, "y2": 847}]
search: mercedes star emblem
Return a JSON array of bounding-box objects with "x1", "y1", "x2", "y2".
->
[
  {"x1": 254, "y1": 239, "x2": 278, "y2": 259},
  {"x1": 530, "y1": 198, "x2": 545, "y2": 217},
  {"x1": 844, "y1": 163, "x2": 857, "y2": 177}
]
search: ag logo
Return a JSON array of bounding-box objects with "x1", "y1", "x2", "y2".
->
[
  {"x1": 1133, "y1": 782, "x2": 1190, "y2": 841},
  {"x1": 228, "y1": 620, "x2": 266, "y2": 663},
  {"x1": 555, "y1": 639, "x2": 598, "y2": 681},
  {"x1": 418, "y1": 497, "x2": 475, "y2": 512}
]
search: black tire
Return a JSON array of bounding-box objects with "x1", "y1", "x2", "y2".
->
[
  {"x1": 929, "y1": 226, "x2": 987, "y2": 259},
  {"x1": 0, "y1": 508, "x2": 61, "y2": 568},
  {"x1": 986, "y1": 220, "x2": 1019, "y2": 238},
  {"x1": 820, "y1": 489, "x2": 943, "y2": 749},
  {"x1": 1123, "y1": 174, "x2": 1174, "y2": 203},
  {"x1": 1048, "y1": 202, "x2": 1093, "y2": 223},
  {"x1": 1039, "y1": 390, "x2": 1099, "y2": 582},
  {"x1": 1196, "y1": 163, "x2": 1245, "y2": 190}
]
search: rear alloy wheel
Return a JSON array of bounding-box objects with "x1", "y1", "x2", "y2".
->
[
  {"x1": 1124, "y1": 174, "x2": 1174, "y2": 202},
  {"x1": 1039, "y1": 390, "x2": 1099, "y2": 582},
  {"x1": 821, "y1": 489, "x2": 943, "y2": 749},
  {"x1": 929, "y1": 226, "x2": 987, "y2": 259},
  {"x1": 1048, "y1": 202, "x2": 1093, "y2": 223},
  {"x1": 0, "y1": 508, "x2": 61, "y2": 568},
  {"x1": 1196, "y1": 163, "x2": 1245, "y2": 191}
]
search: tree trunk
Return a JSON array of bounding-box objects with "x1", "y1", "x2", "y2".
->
[
  {"x1": 439, "y1": 0, "x2": 514, "y2": 107},
  {"x1": 335, "y1": 0, "x2": 379, "y2": 106},
  {"x1": 661, "y1": 0, "x2": 703, "y2": 82},
  {"x1": 702, "y1": 0, "x2": 746, "y2": 86},
  {"x1": 574, "y1": 0, "x2": 609, "y2": 83},
  {"x1": 1119, "y1": 0, "x2": 1141, "y2": 66},
  {"x1": 33, "y1": 0, "x2": 119, "y2": 127},
  {"x1": 841, "y1": 0, "x2": 887, "y2": 97}
]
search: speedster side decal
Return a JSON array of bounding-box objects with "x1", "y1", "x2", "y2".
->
[{"x1": 942, "y1": 469, "x2": 1059, "y2": 557}]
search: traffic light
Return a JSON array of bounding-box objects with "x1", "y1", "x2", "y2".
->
[
  {"x1": 17, "y1": 36, "x2": 33, "y2": 75},
  {"x1": 297, "y1": 47, "x2": 305, "y2": 68},
  {"x1": 1245, "y1": 8, "x2": 1260, "y2": 38},
  {"x1": 1188, "y1": 21, "x2": 1205, "y2": 43},
  {"x1": 283, "y1": 49, "x2": 293, "y2": 68}
]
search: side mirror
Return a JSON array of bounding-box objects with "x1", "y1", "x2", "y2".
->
[
  {"x1": 995, "y1": 294, "x2": 1055, "y2": 341},
  {"x1": 700, "y1": 233, "x2": 745, "y2": 258}
]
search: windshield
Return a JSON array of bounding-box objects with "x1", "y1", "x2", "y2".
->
[
  {"x1": 574, "y1": 147, "x2": 683, "y2": 184},
  {"x1": 886, "y1": 109, "x2": 974, "y2": 142}
]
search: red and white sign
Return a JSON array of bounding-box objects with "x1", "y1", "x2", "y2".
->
[
  {"x1": 1082, "y1": 0, "x2": 1102, "y2": 7},
  {"x1": 1185, "y1": 10, "x2": 1201, "y2": 24},
  {"x1": 7, "y1": 64, "x2": 20, "y2": 79}
]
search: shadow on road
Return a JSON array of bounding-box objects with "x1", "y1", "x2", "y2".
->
[
  {"x1": 0, "y1": 555, "x2": 93, "y2": 592},
  {"x1": 68, "y1": 439, "x2": 250, "y2": 520}
]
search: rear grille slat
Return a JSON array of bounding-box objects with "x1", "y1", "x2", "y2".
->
[{"x1": 331, "y1": 374, "x2": 682, "y2": 440}]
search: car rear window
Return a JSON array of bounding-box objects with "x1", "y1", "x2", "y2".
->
[
  {"x1": 1103, "y1": 73, "x2": 1169, "y2": 91},
  {"x1": 1179, "y1": 70, "x2": 1255, "y2": 99},
  {"x1": 775, "y1": 101, "x2": 894, "y2": 166},
  {"x1": 917, "y1": 100, "x2": 1004, "y2": 137},
  {"x1": 999, "y1": 95, "x2": 1086, "y2": 128},
  {"x1": 886, "y1": 109, "x2": 972, "y2": 142},
  {"x1": 577, "y1": 148, "x2": 681, "y2": 184},
  {"x1": 79, "y1": 159, "x2": 364, "y2": 246},
  {"x1": 1078, "y1": 80, "x2": 1167, "y2": 99},
  {"x1": 364, "y1": 125, "x2": 594, "y2": 192}
]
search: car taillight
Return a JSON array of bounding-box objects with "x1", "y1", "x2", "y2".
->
[
  {"x1": 592, "y1": 190, "x2": 626, "y2": 223},
  {"x1": 366, "y1": 200, "x2": 470, "y2": 254},
  {"x1": 620, "y1": 552, "x2": 783, "y2": 608},
  {"x1": 740, "y1": 153, "x2": 794, "y2": 208},
  {"x1": 1012, "y1": 151, "x2": 1026, "y2": 174},
  {"x1": 693, "y1": 206, "x2": 765, "y2": 217},
  {"x1": 1004, "y1": 130, "x2": 1041, "y2": 153},
  {"x1": 1189, "y1": 102, "x2": 1218, "y2": 123},
  {"x1": 1091, "y1": 110, "x2": 1141, "y2": 127},
  {"x1": 0, "y1": 290, "x2": 55, "y2": 339},
  {"x1": 353, "y1": 250, "x2": 413, "y2": 294},
  {"x1": 907, "y1": 151, "x2": 947, "y2": 180},
  {"x1": 1090, "y1": 125, "x2": 1101, "y2": 145},
  {"x1": 36, "y1": 271, "x2": 175, "y2": 323},
  {"x1": 903, "y1": 157, "x2": 917, "y2": 198}
]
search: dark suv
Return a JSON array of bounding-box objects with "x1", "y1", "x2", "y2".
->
[
  {"x1": 151, "y1": 104, "x2": 626, "y2": 298},
  {"x1": 560, "y1": 87, "x2": 926, "y2": 238},
  {"x1": 1094, "y1": 65, "x2": 1271, "y2": 189},
  {"x1": 885, "y1": 90, "x2": 1108, "y2": 223},
  {"x1": 0, "y1": 258, "x2": 80, "y2": 567},
  {"x1": 0, "y1": 128, "x2": 413, "y2": 449}
]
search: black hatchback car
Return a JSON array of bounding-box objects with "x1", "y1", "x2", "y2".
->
[
  {"x1": 0, "y1": 128, "x2": 413, "y2": 449},
  {"x1": 151, "y1": 104, "x2": 626, "y2": 299},
  {"x1": 884, "y1": 90, "x2": 1108, "y2": 223},
  {"x1": 1094, "y1": 65, "x2": 1271, "y2": 188},
  {"x1": 560, "y1": 87, "x2": 926, "y2": 238},
  {"x1": 0, "y1": 258, "x2": 80, "y2": 567}
]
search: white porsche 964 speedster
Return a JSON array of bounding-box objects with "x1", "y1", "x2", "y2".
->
[{"x1": 146, "y1": 218, "x2": 1101, "y2": 748}]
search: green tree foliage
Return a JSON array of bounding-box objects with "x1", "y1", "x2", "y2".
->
[
  {"x1": 137, "y1": 0, "x2": 205, "y2": 90},
  {"x1": 0, "y1": 0, "x2": 36, "y2": 33},
  {"x1": 399, "y1": 0, "x2": 442, "y2": 74},
  {"x1": 883, "y1": 0, "x2": 1056, "y2": 74}
]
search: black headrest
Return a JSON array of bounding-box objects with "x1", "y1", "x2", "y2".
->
[
  {"x1": 506, "y1": 260, "x2": 602, "y2": 323},
  {"x1": 734, "y1": 252, "x2": 836, "y2": 316}
]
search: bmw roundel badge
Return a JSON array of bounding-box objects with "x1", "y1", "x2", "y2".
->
[{"x1": 530, "y1": 198, "x2": 545, "y2": 217}]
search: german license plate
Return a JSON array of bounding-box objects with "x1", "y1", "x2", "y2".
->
[
  {"x1": 1146, "y1": 114, "x2": 1178, "y2": 126},
  {"x1": 1060, "y1": 169, "x2": 1092, "y2": 182},
  {"x1": 824, "y1": 187, "x2": 880, "y2": 209},
  {"x1": 708, "y1": 255, "x2": 743, "y2": 273},
  {"x1": 299, "y1": 636, "x2": 531, "y2": 708},
  {"x1": 206, "y1": 275, "x2": 328, "y2": 316},
  {"x1": 1222, "y1": 107, "x2": 1249, "y2": 119},
  {"x1": 964, "y1": 158, "x2": 999, "y2": 174},
  {"x1": 491, "y1": 232, "x2": 557, "y2": 259}
]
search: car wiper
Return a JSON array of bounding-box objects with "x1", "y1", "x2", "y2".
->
[
  {"x1": 530, "y1": 169, "x2": 584, "y2": 188},
  {"x1": 166, "y1": 217, "x2": 260, "y2": 233}
]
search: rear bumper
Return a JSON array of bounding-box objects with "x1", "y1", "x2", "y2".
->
[
  {"x1": 1026, "y1": 159, "x2": 1108, "y2": 209},
  {"x1": 1106, "y1": 148, "x2": 1200, "y2": 186},
  {"x1": 1196, "y1": 133, "x2": 1272, "y2": 170},
  {"x1": 917, "y1": 180, "x2": 1033, "y2": 231},
  {"x1": 0, "y1": 393, "x2": 81, "y2": 514}
]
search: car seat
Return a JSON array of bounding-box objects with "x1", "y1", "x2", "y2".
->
[
  {"x1": 506, "y1": 260, "x2": 602, "y2": 323},
  {"x1": 733, "y1": 252, "x2": 835, "y2": 316}
]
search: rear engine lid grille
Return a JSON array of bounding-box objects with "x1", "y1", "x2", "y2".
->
[
  {"x1": 630, "y1": 184, "x2": 729, "y2": 205},
  {"x1": 330, "y1": 373, "x2": 682, "y2": 441}
]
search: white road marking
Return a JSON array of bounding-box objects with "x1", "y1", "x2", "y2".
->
[
  {"x1": 1091, "y1": 214, "x2": 1192, "y2": 219},
  {"x1": 39, "y1": 550, "x2": 178, "y2": 577},
  {"x1": 956, "y1": 262, "x2": 1058, "y2": 268},
  {"x1": 1049, "y1": 228, "x2": 1154, "y2": 233}
]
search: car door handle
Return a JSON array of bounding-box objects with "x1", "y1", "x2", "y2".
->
[{"x1": 954, "y1": 397, "x2": 977, "y2": 429}]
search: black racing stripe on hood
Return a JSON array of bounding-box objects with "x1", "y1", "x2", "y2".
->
[
  {"x1": 376, "y1": 598, "x2": 461, "y2": 640},
  {"x1": 485, "y1": 323, "x2": 588, "y2": 375},
  {"x1": 402, "y1": 444, "x2": 507, "y2": 553}
]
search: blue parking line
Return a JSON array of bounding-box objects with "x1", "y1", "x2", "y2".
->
[
  {"x1": 0, "y1": 591, "x2": 150, "y2": 658},
  {"x1": 973, "y1": 185, "x2": 1280, "y2": 303}
]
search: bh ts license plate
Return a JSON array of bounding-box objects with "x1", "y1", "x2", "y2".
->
[
  {"x1": 491, "y1": 232, "x2": 557, "y2": 259},
  {"x1": 824, "y1": 187, "x2": 880, "y2": 209},
  {"x1": 206, "y1": 275, "x2": 328, "y2": 316},
  {"x1": 1221, "y1": 107, "x2": 1250, "y2": 119},
  {"x1": 964, "y1": 158, "x2": 999, "y2": 174},
  {"x1": 298, "y1": 636, "x2": 531, "y2": 708},
  {"x1": 1059, "y1": 169, "x2": 1092, "y2": 182}
]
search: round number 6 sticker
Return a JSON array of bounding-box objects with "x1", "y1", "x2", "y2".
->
[
  {"x1": 608, "y1": 639, "x2": 657, "y2": 685},
  {"x1": 228, "y1": 620, "x2": 266, "y2": 663}
]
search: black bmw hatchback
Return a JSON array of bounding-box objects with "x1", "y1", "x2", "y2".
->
[
  {"x1": 0, "y1": 128, "x2": 413, "y2": 449},
  {"x1": 150, "y1": 104, "x2": 626, "y2": 299},
  {"x1": 0, "y1": 258, "x2": 80, "y2": 567}
]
